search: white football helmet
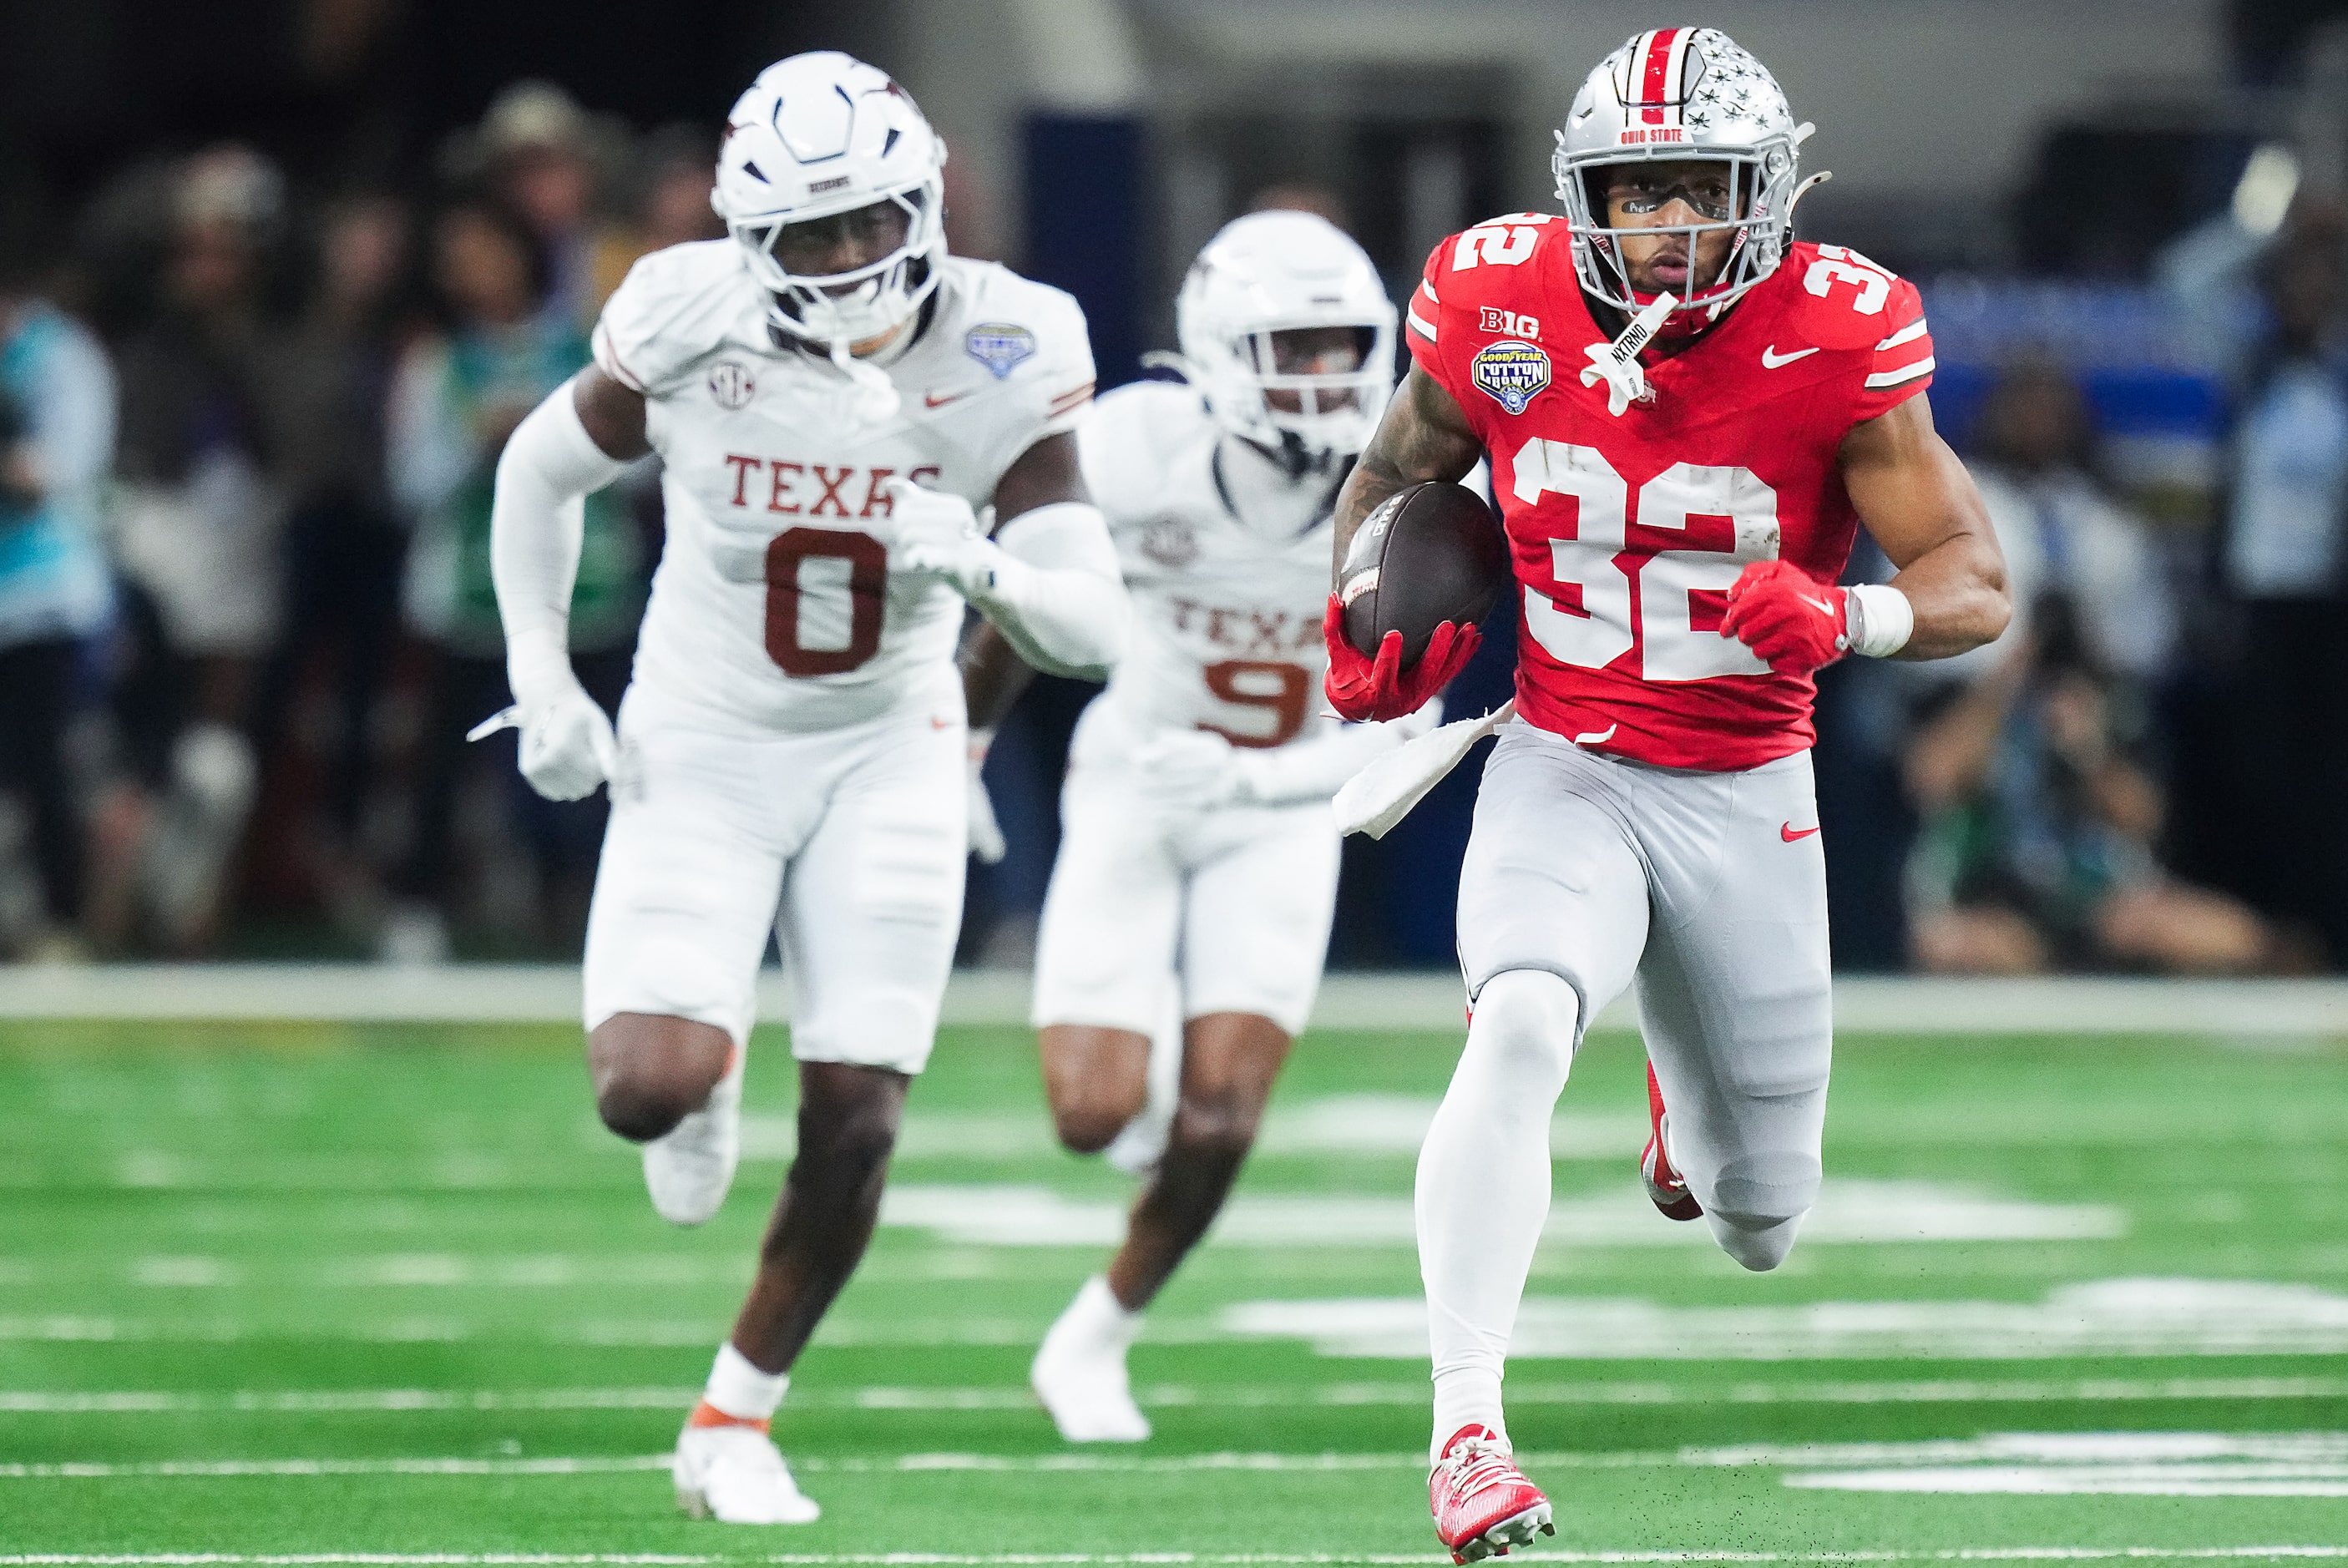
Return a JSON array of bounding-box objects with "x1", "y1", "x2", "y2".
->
[
  {"x1": 1171, "y1": 210, "x2": 1398, "y2": 467},
  {"x1": 711, "y1": 51, "x2": 947, "y2": 348},
  {"x1": 1552, "y1": 27, "x2": 1824, "y2": 321}
]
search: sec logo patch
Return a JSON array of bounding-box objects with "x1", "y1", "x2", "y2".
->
[
  {"x1": 706, "y1": 360, "x2": 756, "y2": 409},
  {"x1": 965, "y1": 322, "x2": 1036, "y2": 380},
  {"x1": 1470, "y1": 340, "x2": 1551, "y2": 416}
]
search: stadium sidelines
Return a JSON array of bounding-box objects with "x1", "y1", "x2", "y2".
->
[{"x1": 0, "y1": 966, "x2": 2342, "y2": 1036}]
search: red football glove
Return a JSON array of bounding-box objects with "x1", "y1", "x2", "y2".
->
[
  {"x1": 1323, "y1": 594, "x2": 1481, "y2": 722},
  {"x1": 1720, "y1": 560, "x2": 1850, "y2": 677}
]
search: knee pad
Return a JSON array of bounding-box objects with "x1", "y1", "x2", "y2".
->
[
  {"x1": 1467, "y1": 969, "x2": 1581, "y2": 1086},
  {"x1": 1702, "y1": 1150, "x2": 1819, "y2": 1272}
]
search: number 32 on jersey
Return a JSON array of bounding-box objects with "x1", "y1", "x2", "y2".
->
[{"x1": 1510, "y1": 438, "x2": 1781, "y2": 682}]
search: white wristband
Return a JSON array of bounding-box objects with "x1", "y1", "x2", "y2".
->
[
  {"x1": 1844, "y1": 583, "x2": 1915, "y2": 658},
  {"x1": 505, "y1": 625, "x2": 579, "y2": 711}
]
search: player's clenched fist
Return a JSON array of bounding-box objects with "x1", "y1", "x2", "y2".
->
[
  {"x1": 878, "y1": 475, "x2": 1000, "y2": 597},
  {"x1": 1720, "y1": 559, "x2": 1852, "y2": 678},
  {"x1": 499, "y1": 626, "x2": 620, "y2": 801},
  {"x1": 1322, "y1": 594, "x2": 1479, "y2": 723}
]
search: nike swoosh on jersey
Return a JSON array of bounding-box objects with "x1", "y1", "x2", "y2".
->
[
  {"x1": 1762, "y1": 345, "x2": 1822, "y2": 368},
  {"x1": 1574, "y1": 724, "x2": 1617, "y2": 746},
  {"x1": 1781, "y1": 822, "x2": 1821, "y2": 842},
  {"x1": 923, "y1": 390, "x2": 969, "y2": 408}
]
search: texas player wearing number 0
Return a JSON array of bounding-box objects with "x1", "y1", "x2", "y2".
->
[
  {"x1": 484, "y1": 52, "x2": 1128, "y2": 1524},
  {"x1": 963, "y1": 211, "x2": 1438, "y2": 1443},
  {"x1": 1319, "y1": 28, "x2": 2011, "y2": 1561}
]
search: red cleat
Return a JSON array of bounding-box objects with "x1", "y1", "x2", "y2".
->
[
  {"x1": 1429, "y1": 1424, "x2": 1554, "y2": 1563},
  {"x1": 1642, "y1": 1062, "x2": 1703, "y2": 1222}
]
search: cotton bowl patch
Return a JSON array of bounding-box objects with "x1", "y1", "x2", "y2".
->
[
  {"x1": 965, "y1": 322, "x2": 1037, "y2": 379},
  {"x1": 1471, "y1": 340, "x2": 1551, "y2": 415}
]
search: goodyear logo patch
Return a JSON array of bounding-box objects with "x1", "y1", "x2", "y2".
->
[
  {"x1": 965, "y1": 321, "x2": 1037, "y2": 380},
  {"x1": 1470, "y1": 340, "x2": 1551, "y2": 416}
]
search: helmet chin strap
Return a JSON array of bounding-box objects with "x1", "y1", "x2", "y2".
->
[
  {"x1": 829, "y1": 336, "x2": 901, "y2": 424},
  {"x1": 1242, "y1": 427, "x2": 1341, "y2": 483}
]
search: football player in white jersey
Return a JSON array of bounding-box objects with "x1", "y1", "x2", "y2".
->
[
  {"x1": 964, "y1": 210, "x2": 1436, "y2": 1443},
  {"x1": 485, "y1": 53, "x2": 1129, "y2": 1522}
]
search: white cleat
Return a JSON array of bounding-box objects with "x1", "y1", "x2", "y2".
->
[
  {"x1": 1032, "y1": 1277, "x2": 1151, "y2": 1443},
  {"x1": 644, "y1": 1050, "x2": 743, "y2": 1227},
  {"x1": 672, "y1": 1421, "x2": 821, "y2": 1525}
]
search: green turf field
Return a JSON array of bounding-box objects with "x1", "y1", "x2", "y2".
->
[{"x1": 3, "y1": 1011, "x2": 2345, "y2": 1564}]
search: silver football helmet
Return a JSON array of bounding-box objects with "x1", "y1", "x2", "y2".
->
[
  {"x1": 1552, "y1": 27, "x2": 1824, "y2": 321},
  {"x1": 1171, "y1": 210, "x2": 1398, "y2": 465},
  {"x1": 710, "y1": 51, "x2": 947, "y2": 349}
]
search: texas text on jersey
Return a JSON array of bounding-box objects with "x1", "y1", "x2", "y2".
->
[
  {"x1": 594, "y1": 239, "x2": 1096, "y2": 735},
  {"x1": 1407, "y1": 216, "x2": 1934, "y2": 768},
  {"x1": 1079, "y1": 379, "x2": 1337, "y2": 753}
]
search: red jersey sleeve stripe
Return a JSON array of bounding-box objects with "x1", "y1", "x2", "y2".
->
[
  {"x1": 1408, "y1": 304, "x2": 1439, "y2": 342},
  {"x1": 591, "y1": 321, "x2": 648, "y2": 394},
  {"x1": 1419, "y1": 276, "x2": 1440, "y2": 304}
]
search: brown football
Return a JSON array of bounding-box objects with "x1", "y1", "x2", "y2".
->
[{"x1": 1337, "y1": 481, "x2": 1510, "y2": 667}]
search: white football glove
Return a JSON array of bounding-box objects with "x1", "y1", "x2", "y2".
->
[
  {"x1": 1131, "y1": 728, "x2": 1239, "y2": 812},
  {"x1": 879, "y1": 475, "x2": 1004, "y2": 599},
  {"x1": 493, "y1": 627, "x2": 619, "y2": 802},
  {"x1": 966, "y1": 727, "x2": 1006, "y2": 865}
]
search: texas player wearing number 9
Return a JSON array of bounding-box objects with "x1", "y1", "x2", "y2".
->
[
  {"x1": 1318, "y1": 28, "x2": 2011, "y2": 1560},
  {"x1": 963, "y1": 211, "x2": 1439, "y2": 1443},
  {"x1": 484, "y1": 52, "x2": 1128, "y2": 1525}
]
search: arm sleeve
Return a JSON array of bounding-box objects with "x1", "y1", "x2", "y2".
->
[
  {"x1": 489, "y1": 381, "x2": 630, "y2": 693},
  {"x1": 1232, "y1": 701, "x2": 1444, "y2": 806},
  {"x1": 972, "y1": 498, "x2": 1131, "y2": 677},
  {"x1": 1851, "y1": 280, "x2": 1935, "y2": 422}
]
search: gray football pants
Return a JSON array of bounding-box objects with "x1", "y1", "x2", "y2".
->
[{"x1": 1454, "y1": 720, "x2": 1834, "y2": 1260}]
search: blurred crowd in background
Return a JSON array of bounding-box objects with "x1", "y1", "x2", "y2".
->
[{"x1": 3, "y1": 0, "x2": 2347, "y2": 975}]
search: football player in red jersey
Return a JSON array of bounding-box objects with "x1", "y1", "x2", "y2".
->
[{"x1": 1323, "y1": 28, "x2": 2010, "y2": 1561}]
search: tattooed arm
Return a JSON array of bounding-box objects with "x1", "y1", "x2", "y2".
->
[{"x1": 1329, "y1": 363, "x2": 1485, "y2": 581}]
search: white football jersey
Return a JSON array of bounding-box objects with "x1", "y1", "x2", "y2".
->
[
  {"x1": 594, "y1": 240, "x2": 1096, "y2": 735},
  {"x1": 1075, "y1": 381, "x2": 1341, "y2": 760}
]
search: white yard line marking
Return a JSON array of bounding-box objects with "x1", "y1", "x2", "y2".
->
[
  {"x1": 8, "y1": 1375, "x2": 2345, "y2": 1416},
  {"x1": 874, "y1": 1181, "x2": 2120, "y2": 1248},
  {"x1": 10, "y1": 1436, "x2": 2348, "y2": 1481},
  {"x1": 1222, "y1": 1279, "x2": 2348, "y2": 1360},
  {"x1": 1789, "y1": 1464, "x2": 2348, "y2": 1496},
  {"x1": 6, "y1": 964, "x2": 2345, "y2": 1038}
]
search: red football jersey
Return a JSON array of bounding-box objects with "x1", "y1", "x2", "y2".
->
[{"x1": 1407, "y1": 215, "x2": 1935, "y2": 770}]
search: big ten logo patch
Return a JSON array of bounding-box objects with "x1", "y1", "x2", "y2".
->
[
  {"x1": 706, "y1": 360, "x2": 757, "y2": 409},
  {"x1": 1164, "y1": 597, "x2": 1322, "y2": 655},
  {"x1": 721, "y1": 458, "x2": 943, "y2": 518},
  {"x1": 1480, "y1": 307, "x2": 1541, "y2": 340},
  {"x1": 964, "y1": 321, "x2": 1037, "y2": 379},
  {"x1": 1469, "y1": 340, "x2": 1552, "y2": 416}
]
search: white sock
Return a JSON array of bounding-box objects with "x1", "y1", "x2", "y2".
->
[
  {"x1": 702, "y1": 1341, "x2": 788, "y2": 1422},
  {"x1": 1415, "y1": 969, "x2": 1580, "y2": 1461},
  {"x1": 1057, "y1": 1274, "x2": 1145, "y2": 1350}
]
